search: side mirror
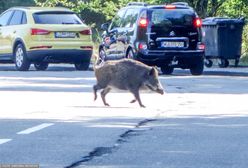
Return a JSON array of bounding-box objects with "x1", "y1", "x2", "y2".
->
[{"x1": 101, "y1": 23, "x2": 109, "y2": 31}]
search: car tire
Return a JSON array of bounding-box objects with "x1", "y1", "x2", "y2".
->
[
  {"x1": 190, "y1": 58, "x2": 204, "y2": 75},
  {"x1": 14, "y1": 43, "x2": 31, "y2": 71},
  {"x1": 34, "y1": 62, "x2": 49, "y2": 71},
  {"x1": 218, "y1": 59, "x2": 229, "y2": 68},
  {"x1": 74, "y1": 62, "x2": 90, "y2": 71},
  {"x1": 161, "y1": 66, "x2": 174, "y2": 75}
]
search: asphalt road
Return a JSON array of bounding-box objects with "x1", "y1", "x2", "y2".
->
[{"x1": 0, "y1": 64, "x2": 248, "y2": 168}]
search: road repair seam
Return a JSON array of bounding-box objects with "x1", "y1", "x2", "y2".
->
[
  {"x1": 65, "y1": 119, "x2": 157, "y2": 168},
  {"x1": 17, "y1": 123, "x2": 54, "y2": 135}
]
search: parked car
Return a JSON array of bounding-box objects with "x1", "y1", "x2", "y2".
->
[
  {"x1": 0, "y1": 7, "x2": 93, "y2": 71},
  {"x1": 99, "y1": 2, "x2": 205, "y2": 75}
]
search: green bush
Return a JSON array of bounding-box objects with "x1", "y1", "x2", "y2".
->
[{"x1": 240, "y1": 25, "x2": 248, "y2": 64}]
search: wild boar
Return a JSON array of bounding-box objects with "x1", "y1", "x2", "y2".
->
[{"x1": 93, "y1": 59, "x2": 164, "y2": 107}]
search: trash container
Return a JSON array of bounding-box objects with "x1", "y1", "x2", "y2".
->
[{"x1": 202, "y1": 17, "x2": 245, "y2": 67}]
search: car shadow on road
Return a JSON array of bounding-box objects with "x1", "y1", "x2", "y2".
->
[
  {"x1": 160, "y1": 68, "x2": 248, "y2": 77},
  {"x1": 203, "y1": 70, "x2": 248, "y2": 77},
  {"x1": 0, "y1": 65, "x2": 248, "y2": 94}
]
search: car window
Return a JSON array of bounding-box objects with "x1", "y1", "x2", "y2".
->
[
  {"x1": 9, "y1": 10, "x2": 24, "y2": 25},
  {"x1": 33, "y1": 12, "x2": 83, "y2": 24},
  {"x1": 149, "y1": 9, "x2": 194, "y2": 27},
  {"x1": 121, "y1": 8, "x2": 139, "y2": 29},
  {"x1": 109, "y1": 9, "x2": 126, "y2": 31},
  {"x1": 0, "y1": 10, "x2": 13, "y2": 26}
]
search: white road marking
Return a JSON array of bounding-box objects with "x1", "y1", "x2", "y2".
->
[
  {"x1": 0, "y1": 139, "x2": 12, "y2": 145},
  {"x1": 17, "y1": 123, "x2": 54, "y2": 135}
]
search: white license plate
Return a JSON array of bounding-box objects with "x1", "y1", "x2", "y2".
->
[
  {"x1": 55, "y1": 32, "x2": 76, "y2": 38},
  {"x1": 161, "y1": 41, "x2": 184, "y2": 48}
]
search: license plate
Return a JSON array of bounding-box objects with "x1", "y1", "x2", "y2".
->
[
  {"x1": 55, "y1": 32, "x2": 76, "y2": 38},
  {"x1": 161, "y1": 41, "x2": 184, "y2": 48}
]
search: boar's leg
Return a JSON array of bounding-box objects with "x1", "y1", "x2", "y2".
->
[
  {"x1": 93, "y1": 84, "x2": 104, "y2": 101},
  {"x1": 129, "y1": 89, "x2": 145, "y2": 108},
  {"x1": 101, "y1": 87, "x2": 111, "y2": 106}
]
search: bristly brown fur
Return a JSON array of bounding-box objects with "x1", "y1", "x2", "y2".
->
[{"x1": 93, "y1": 59, "x2": 164, "y2": 107}]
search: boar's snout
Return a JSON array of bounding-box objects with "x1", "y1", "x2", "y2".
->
[
  {"x1": 156, "y1": 87, "x2": 164, "y2": 95},
  {"x1": 155, "y1": 82, "x2": 164, "y2": 95},
  {"x1": 145, "y1": 67, "x2": 165, "y2": 95},
  {"x1": 145, "y1": 82, "x2": 164, "y2": 95}
]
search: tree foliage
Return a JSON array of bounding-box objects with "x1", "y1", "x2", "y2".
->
[
  {"x1": 0, "y1": 0, "x2": 35, "y2": 13},
  {"x1": 0, "y1": 0, "x2": 247, "y2": 57},
  {"x1": 1, "y1": 0, "x2": 247, "y2": 25},
  {"x1": 32, "y1": 0, "x2": 248, "y2": 26}
]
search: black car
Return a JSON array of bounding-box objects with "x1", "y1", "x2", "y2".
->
[{"x1": 99, "y1": 2, "x2": 205, "y2": 75}]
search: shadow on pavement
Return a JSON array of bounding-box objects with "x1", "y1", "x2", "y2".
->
[{"x1": 0, "y1": 65, "x2": 248, "y2": 94}]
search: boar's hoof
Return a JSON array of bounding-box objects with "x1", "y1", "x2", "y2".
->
[
  {"x1": 140, "y1": 104, "x2": 146, "y2": 108},
  {"x1": 104, "y1": 103, "x2": 110, "y2": 106},
  {"x1": 130, "y1": 99, "x2": 136, "y2": 103},
  {"x1": 94, "y1": 95, "x2": 97, "y2": 101}
]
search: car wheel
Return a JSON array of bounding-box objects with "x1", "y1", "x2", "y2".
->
[
  {"x1": 161, "y1": 66, "x2": 174, "y2": 75},
  {"x1": 127, "y1": 49, "x2": 134, "y2": 59},
  {"x1": 14, "y1": 44, "x2": 31, "y2": 71},
  {"x1": 74, "y1": 62, "x2": 90, "y2": 71},
  {"x1": 218, "y1": 59, "x2": 229, "y2": 68},
  {"x1": 190, "y1": 58, "x2": 204, "y2": 75},
  {"x1": 235, "y1": 58, "x2": 239, "y2": 67},
  {"x1": 34, "y1": 62, "x2": 49, "y2": 71}
]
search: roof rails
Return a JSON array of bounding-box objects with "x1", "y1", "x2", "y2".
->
[
  {"x1": 127, "y1": 2, "x2": 148, "y2": 7},
  {"x1": 9, "y1": 6, "x2": 30, "y2": 10},
  {"x1": 171, "y1": 2, "x2": 189, "y2": 6}
]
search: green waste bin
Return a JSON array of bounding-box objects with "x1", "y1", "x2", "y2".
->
[{"x1": 202, "y1": 17, "x2": 245, "y2": 67}]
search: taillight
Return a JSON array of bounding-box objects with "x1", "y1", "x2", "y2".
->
[
  {"x1": 31, "y1": 28, "x2": 50, "y2": 35},
  {"x1": 139, "y1": 18, "x2": 148, "y2": 27},
  {"x1": 194, "y1": 18, "x2": 202, "y2": 28},
  {"x1": 80, "y1": 29, "x2": 92, "y2": 35},
  {"x1": 138, "y1": 43, "x2": 148, "y2": 50},
  {"x1": 165, "y1": 5, "x2": 176, "y2": 9},
  {"x1": 197, "y1": 43, "x2": 205, "y2": 50}
]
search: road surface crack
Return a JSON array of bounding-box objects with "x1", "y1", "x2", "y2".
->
[{"x1": 65, "y1": 119, "x2": 156, "y2": 168}]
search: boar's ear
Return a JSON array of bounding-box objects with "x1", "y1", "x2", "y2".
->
[{"x1": 149, "y1": 67, "x2": 156, "y2": 76}]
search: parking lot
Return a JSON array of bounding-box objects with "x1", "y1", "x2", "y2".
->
[{"x1": 0, "y1": 64, "x2": 248, "y2": 168}]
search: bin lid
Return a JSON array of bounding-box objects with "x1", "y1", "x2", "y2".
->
[{"x1": 202, "y1": 17, "x2": 245, "y2": 26}]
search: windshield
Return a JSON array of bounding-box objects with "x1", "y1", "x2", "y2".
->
[
  {"x1": 33, "y1": 12, "x2": 82, "y2": 24},
  {"x1": 149, "y1": 9, "x2": 195, "y2": 27}
]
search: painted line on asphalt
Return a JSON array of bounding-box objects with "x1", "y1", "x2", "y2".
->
[
  {"x1": 0, "y1": 139, "x2": 12, "y2": 145},
  {"x1": 17, "y1": 123, "x2": 54, "y2": 135}
]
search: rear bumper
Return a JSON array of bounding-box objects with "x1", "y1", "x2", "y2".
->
[
  {"x1": 27, "y1": 49, "x2": 92, "y2": 63},
  {"x1": 136, "y1": 50, "x2": 204, "y2": 66}
]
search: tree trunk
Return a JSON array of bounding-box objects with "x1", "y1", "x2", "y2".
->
[{"x1": 196, "y1": 0, "x2": 209, "y2": 18}]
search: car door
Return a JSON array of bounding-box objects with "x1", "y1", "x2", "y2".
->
[
  {"x1": 6, "y1": 10, "x2": 26, "y2": 55},
  {"x1": 117, "y1": 8, "x2": 140, "y2": 58},
  {"x1": 0, "y1": 10, "x2": 14, "y2": 57},
  {"x1": 104, "y1": 8, "x2": 126, "y2": 59}
]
